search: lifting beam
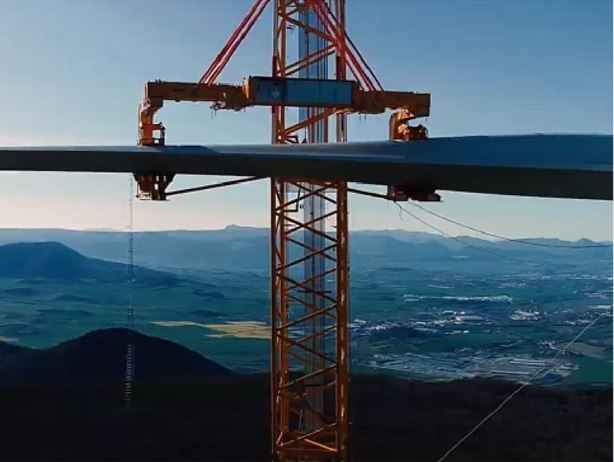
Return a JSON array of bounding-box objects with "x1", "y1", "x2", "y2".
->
[
  {"x1": 138, "y1": 78, "x2": 429, "y2": 147},
  {"x1": 136, "y1": 78, "x2": 430, "y2": 203}
]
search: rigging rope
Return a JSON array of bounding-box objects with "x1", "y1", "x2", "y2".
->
[
  {"x1": 395, "y1": 203, "x2": 524, "y2": 261},
  {"x1": 124, "y1": 176, "x2": 135, "y2": 404},
  {"x1": 390, "y1": 199, "x2": 609, "y2": 461},
  {"x1": 347, "y1": 187, "x2": 611, "y2": 249},
  {"x1": 437, "y1": 312, "x2": 608, "y2": 462},
  {"x1": 405, "y1": 201, "x2": 612, "y2": 249}
]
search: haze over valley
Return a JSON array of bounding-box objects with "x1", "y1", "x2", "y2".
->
[{"x1": 0, "y1": 226, "x2": 610, "y2": 386}]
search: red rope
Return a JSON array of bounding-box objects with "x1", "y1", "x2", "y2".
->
[
  {"x1": 199, "y1": 4, "x2": 254, "y2": 84},
  {"x1": 199, "y1": 0, "x2": 271, "y2": 85},
  {"x1": 319, "y1": 0, "x2": 383, "y2": 91},
  {"x1": 207, "y1": 0, "x2": 269, "y2": 84},
  {"x1": 308, "y1": 0, "x2": 376, "y2": 91},
  {"x1": 199, "y1": 0, "x2": 383, "y2": 94}
]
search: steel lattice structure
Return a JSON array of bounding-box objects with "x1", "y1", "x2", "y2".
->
[
  {"x1": 132, "y1": 0, "x2": 427, "y2": 459},
  {"x1": 270, "y1": 1, "x2": 354, "y2": 460},
  {"x1": 270, "y1": 179, "x2": 349, "y2": 460}
]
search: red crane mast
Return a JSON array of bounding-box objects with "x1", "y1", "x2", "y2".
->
[{"x1": 136, "y1": 1, "x2": 430, "y2": 459}]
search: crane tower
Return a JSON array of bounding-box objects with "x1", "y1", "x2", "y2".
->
[
  {"x1": 136, "y1": 0, "x2": 430, "y2": 460},
  {"x1": 270, "y1": 2, "x2": 350, "y2": 459}
]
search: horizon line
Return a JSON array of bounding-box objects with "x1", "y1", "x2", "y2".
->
[{"x1": 0, "y1": 225, "x2": 610, "y2": 244}]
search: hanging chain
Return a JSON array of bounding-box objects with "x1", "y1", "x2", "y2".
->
[{"x1": 124, "y1": 176, "x2": 135, "y2": 404}]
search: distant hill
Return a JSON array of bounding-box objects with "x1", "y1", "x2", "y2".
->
[
  {"x1": 0, "y1": 242, "x2": 180, "y2": 285},
  {"x1": 0, "y1": 227, "x2": 609, "y2": 271},
  {"x1": 0, "y1": 328, "x2": 231, "y2": 386}
]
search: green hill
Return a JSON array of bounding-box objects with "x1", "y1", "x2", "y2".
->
[{"x1": 0, "y1": 242, "x2": 180, "y2": 285}]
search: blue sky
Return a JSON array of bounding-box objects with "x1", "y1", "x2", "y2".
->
[{"x1": 0, "y1": 0, "x2": 611, "y2": 240}]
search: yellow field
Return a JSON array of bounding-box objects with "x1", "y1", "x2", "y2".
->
[
  {"x1": 204, "y1": 321, "x2": 270, "y2": 339},
  {"x1": 150, "y1": 320, "x2": 269, "y2": 339}
]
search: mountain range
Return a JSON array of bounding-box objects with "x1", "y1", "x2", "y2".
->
[
  {"x1": 0, "y1": 241, "x2": 180, "y2": 284},
  {"x1": 0, "y1": 226, "x2": 609, "y2": 272}
]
